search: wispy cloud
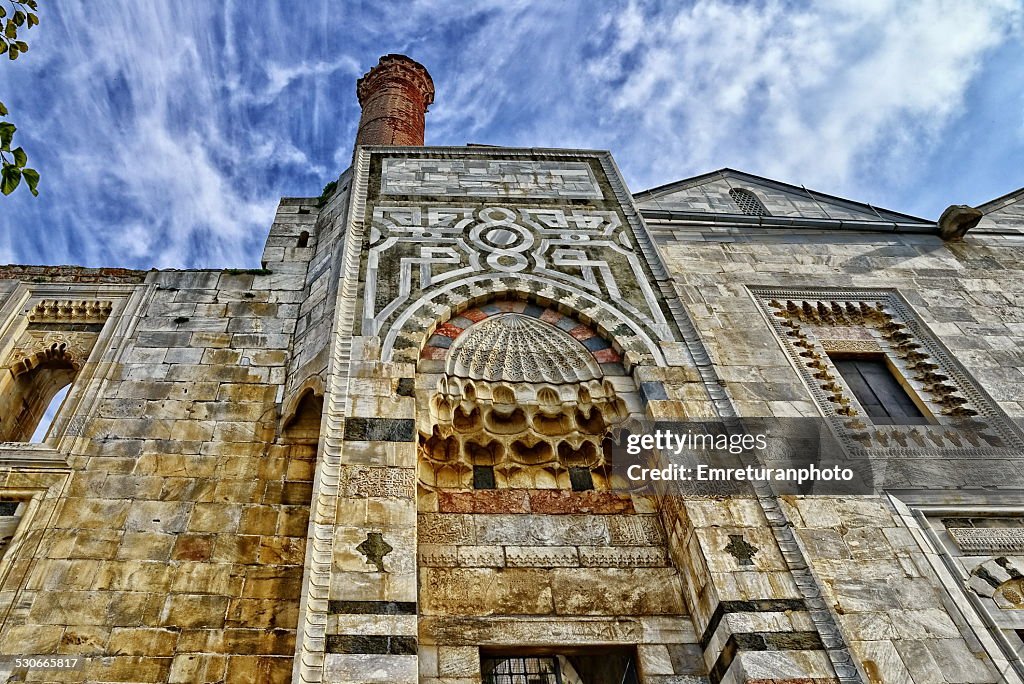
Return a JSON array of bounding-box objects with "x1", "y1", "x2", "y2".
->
[{"x1": 0, "y1": 0, "x2": 1021, "y2": 268}]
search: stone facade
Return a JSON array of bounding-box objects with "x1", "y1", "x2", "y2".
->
[{"x1": 1, "y1": 55, "x2": 1023, "y2": 684}]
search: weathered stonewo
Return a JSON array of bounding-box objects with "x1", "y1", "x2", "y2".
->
[{"x1": 1, "y1": 54, "x2": 1022, "y2": 684}]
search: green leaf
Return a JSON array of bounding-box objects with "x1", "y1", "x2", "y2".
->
[
  {"x1": 12, "y1": 146, "x2": 26, "y2": 167},
  {"x1": 0, "y1": 101, "x2": 7, "y2": 116},
  {"x1": 15, "y1": 41, "x2": 26, "y2": 52},
  {"x1": 0, "y1": 6, "x2": 5, "y2": 18},
  {"x1": 8, "y1": 44, "x2": 18, "y2": 60},
  {"x1": 1, "y1": 165, "x2": 22, "y2": 195},
  {"x1": 22, "y1": 168, "x2": 38, "y2": 196},
  {"x1": 28, "y1": 13, "x2": 38, "y2": 27},
  {"x1": 0, "y1": 42, "x2": 7, "y2": 56},
  {"x1": 13, "y1": 11, "x2": 25, "y2": 27},
  {"x1": 4, "y1": 21, "x2": 15, "y2": 39},
  {"x1": 0, "y1": 122, "x2": 15, "y2": 150}
]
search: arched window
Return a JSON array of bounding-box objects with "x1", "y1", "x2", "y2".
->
[
  {"x1": 29, "y1": 385, "x2": 71, "y2": 442},
  {"x1": 0, "y1": 343, "x2": 80, "y2": 442},
  {"x1": 729, "y1": 187, "x2": 770, "y2": 216}
]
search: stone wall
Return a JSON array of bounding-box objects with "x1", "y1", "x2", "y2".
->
[
  {"x1": 655, "y1": 221, "x2": 1024, "y2": 683},
  {"x1": 0, "y1": 266, "x2": 314, "y2": 682}
]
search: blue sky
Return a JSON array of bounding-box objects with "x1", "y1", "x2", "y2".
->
[{"x1": 0, "y1": 0, "x2": 1022, "y2": 269}]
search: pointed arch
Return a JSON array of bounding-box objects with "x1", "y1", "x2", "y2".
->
[
  {"x1": 280, "y1": 376, "x2": 325, "y2": 444},
  {"x1": 382, "y1": 275, "x2": 666, "y2": 369}
]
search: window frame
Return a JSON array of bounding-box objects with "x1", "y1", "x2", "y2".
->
[{"x1": 828, "y1": 352, "x2": 930, "y2": 425}]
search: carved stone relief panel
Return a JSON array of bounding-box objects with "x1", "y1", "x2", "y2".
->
[
  {"x1": 752, "y1": 288, "x2": 1024, "y2": 459},
  {"x1": 364, "y1": 205, "x2": 671, "y2": 348}
]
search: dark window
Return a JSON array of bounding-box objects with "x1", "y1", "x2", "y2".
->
[
  {"x1": 297, "y1": 231, "x2": 310, "y2": 248},
  {"x1": 569, "y1": 467, "x2": 594, "y2": 492},
  {"x1": 0, "y1": 501, "x2": 19, "y2": 516},
  {"x1": 482, "y1": 652, "x2": 639, "y2": 684},
  {"x1": 729, "y1": 187, "x2": 770, "y2": 216},
  {"x1": 473, "y1": 465, "x2": 496, "y2": 490},
  {"x1": 482, "y1": 657, "x2": 561, "y2": 684},
  {"x1": 832, "y1": 357, "x2": 925, "y2": 424}
]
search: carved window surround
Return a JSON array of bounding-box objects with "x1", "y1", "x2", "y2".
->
[
  {"x1": 0, "y1": 282, "x2": 148, "y2": 457},
  {"x1": 890, "y1": 493, "x2": 1024, "y2": 683},
  {"x1": 751, "y1": 288, "x2": 1024, "y2": 458}
]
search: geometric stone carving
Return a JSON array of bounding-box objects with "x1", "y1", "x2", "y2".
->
[
  {"x1": 367, "y1": 203, "x2": 672, "y2": 356},
  {"x1": 420, "y1": 300, "x2": 622, "y2": 371},
  {"x1": 948, "y1": 527, "x2": 1024, "y2": 555},
  {"x1": 420, "y1": 308, "x2": 633, "y2": 491},
  {"x1": 578, "y1": 546, "x2": 668, "y2": 567},
  {"x1": 724, "y1": 534, "x2": 759, "y2": 566},
  {"x1": 768, "y1": 297, "x2": 975, "y2": 418},
  {"x1": 446, "y1": 314, "x2": 602, "y2": 383}
]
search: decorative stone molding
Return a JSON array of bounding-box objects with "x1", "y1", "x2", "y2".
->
[
  {"x1": 27, "y1": 299, "x2": 112, "y2": 324},
  {"x1": 944, "y1": 518, "x2": 1024, "y2": 555},
  {"x1": 418, "y1": 299, "x2": 635, "y2": 492},
  {"x1": 950, "y1": 527, "x2": 1024, "y2": 555},
  {"x1": 819, "y1": 339, "x2": 882, "y2": 354},
  {"x1": 6, "y1": 332, "x2": 95, "y2": 376},
  {"x1": 751, "y1": 287, "x2": 1024, "y2": 458}
]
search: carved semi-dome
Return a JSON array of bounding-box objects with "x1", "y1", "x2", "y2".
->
[{"x1": 446, "y1": 313, "x2": 602, "y2": 383}]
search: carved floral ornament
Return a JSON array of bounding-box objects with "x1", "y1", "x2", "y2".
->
[
  {"x1": 751, "y1": 288, "x2": 1024, "y2": 457},
  {"x1": 6, "y1": 331, "x2": 95, "y2": 376}
]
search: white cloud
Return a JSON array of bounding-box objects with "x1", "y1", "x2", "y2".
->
[
  {"x1": 566, "y1": 0, "x2": 1024, "y2": 193},
  {"x1": 1, "y1": 0, "x2": 1020, "y2": 268}
]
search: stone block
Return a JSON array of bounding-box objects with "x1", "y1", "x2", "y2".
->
[{"x1": 161, "y1": 594, "x2": 230, "y2": 629}]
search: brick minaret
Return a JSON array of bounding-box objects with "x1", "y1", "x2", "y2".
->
[{"x1": 355, "y1": 54, "x2": 434, "y2": 149}]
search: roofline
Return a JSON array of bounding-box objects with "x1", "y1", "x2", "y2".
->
[
  {"x1": 633, "y1": 167, "x2": 932, "y2": 224},
  {"x1": 640, "y1": 209, "x2": 937, "y2": 235},
  {"x1": 975, "y1": 185, "x2": 1024, "y2": 212}
]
